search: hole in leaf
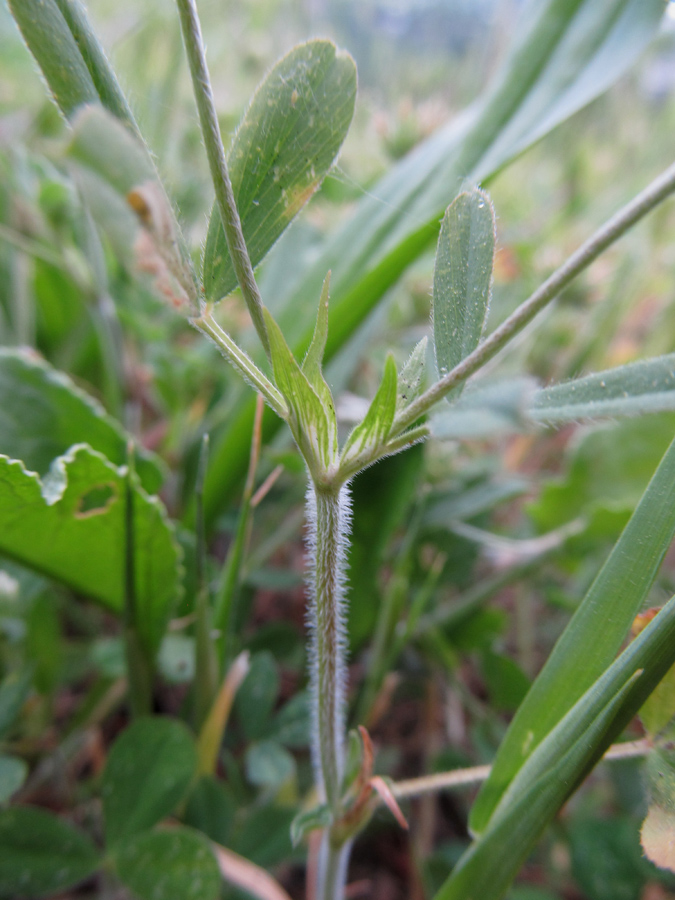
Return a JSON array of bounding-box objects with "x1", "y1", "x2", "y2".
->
[{"x1": 76, "y1": 482, "x2": 118, "y2": 518}]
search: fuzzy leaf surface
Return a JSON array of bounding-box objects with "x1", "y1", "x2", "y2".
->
[
  {"x1": 0, "y1": 446, "x2": 181, "y2": 655},
  {"x1": 203, "y1": 41, "x2": 356, "y2": 300},
  {"x1": 531, "y1": 354, "x2": 675, "y2": 423},
  {"x1": 114, "y1": 828, "x2": 220, "y2": 900},
  {"x1": 341, "y1": 354, "x2": 397, "y2": 466},
  {"x1": 265, "y1": 309, "x2": 336, "y2": 471},
  {"x1": 433, "y1": 189, "x2": 494, "y2": 391}
]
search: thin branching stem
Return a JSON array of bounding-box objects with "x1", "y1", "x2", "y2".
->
[
  {"x1": 390, "y1": 739, "x2": 651, "y2": 800},
  {"x1": 392, "y1": 159, "x2": 675, "y2": 435},
  {"x1": 191, "y1": 311, "x2": 287, "y2": 416},
  {"x1": 175, "y1": 0, "x2": 271, "y2": 358}
]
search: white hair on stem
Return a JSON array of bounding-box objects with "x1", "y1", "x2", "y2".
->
[{"x1": 305, "y1": 481, "x2": 352, "y2": 812}]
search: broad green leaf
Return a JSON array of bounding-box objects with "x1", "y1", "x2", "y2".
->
[
  {"x1": 438, "y1": 590, "x2": 675, "y2": 900},
  {"x1": 273, "y1": 692, "x2": 311, "y2": 749},
  {"x1": 470, "y1": 430, "x2": 675, "y2": 835},
  {"x1": 245, "y1": 740, "x2": 295, "y2": 790},
  {"x1": 0, "y1": 348, "x2": 163, "y2": 493},
  {"x1": 571, "y1": 819, "x2": 653, "y2": 900},
  {"x1": 113, "y1": 828, "x2": 220, "y2": 900},
  {"x1": 397, "y1": 337, "x2": 428, "y2": 412},
  {"x1": 0, "y1": 446, "x2": 181, "y2": 655},
  {"x1": 531, "y1": 354, "x2": 675, "y2": 423},
  {"x1": 264, "y1": 308, "x2": 336, "y2": 472},
  {"x1": 202, "y1": 0, "x2": 667, "y2": 524},
  {"x1": 340, "y1": 354, "x2": 397, "y2": 466},
  {"x1": 0, "y1": 755, "x2": 28, "y2": 805},
  {"x1": 0, "y1": 668, "x2": 32, "y2": 739},
  {"x1": 183, "y1": 775, "x2": 236, "y2": 847},
  {"x1": 7, "y1": 0, "x2": 98, "y2": 119},
  {"x1": 8, "y1": 0, "x2": 135, "y2": 125},
  {"x1": 433, "y1": 189, "x2": 494, "y2": 391},
  {"x1": 234, "y1": 651, "x2": 279, "y2": 742},
  {"x1": 203, "y1": 41, "x2": 356, "y2": 301},
  {"x1": 290, "y1": 804, "x2": 331, "y2": 847},
  {"x1": 102, "y1": 717, "x2": 197, "y2": 846},
  {"x1": 0, "y1": 806, "x2": 100, "y2": 897}
]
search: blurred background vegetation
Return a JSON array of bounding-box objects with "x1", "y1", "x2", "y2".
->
[{"x1": 3, "y1": 1, "x2": 675, "y2": 897}]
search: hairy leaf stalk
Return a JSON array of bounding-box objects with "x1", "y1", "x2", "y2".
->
[{"x1": 306, "y1": 482, "x2": 352, "y2": 899}]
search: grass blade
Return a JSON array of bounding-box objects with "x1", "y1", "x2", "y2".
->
[
  {"x1": 470, "y1": 431, "x2": 675, "y2": 834},
  {"x1": 436, "y1": 590, "x2": 675, "y2": 900}
]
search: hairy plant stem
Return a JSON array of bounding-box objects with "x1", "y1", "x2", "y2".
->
[
  {"x1": 175, "y1": 0, "x2": 271, "y2": 358},
  {"x1": 392, "y1": 158, "x2": 675, "y2": 436},
  {"x1": 307, "y1": 483, "x2": 351, "y2": 900}
]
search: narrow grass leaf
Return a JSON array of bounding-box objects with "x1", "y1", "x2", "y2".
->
[
  {"x1": 0, "y1": 446, "x2": 181, "y2": 655},
  {"x1": 8, "y1": 0, "x2": 135, "y2": 126},
  {"x1": 0, "y1": 806, "x2": 101, "y2": 897},
  {"x1": 103, "y1": 717, "x2": 197, "y2": 846},
  {"x1": 433, "y1": 189, "x2": 494, "y2": 394},
  {"x1": 7, "y1": 0, "x2": 98, "y2": 119},
  {"x1": 203, "y1": 41, "x2": 356, "y2": 301},
  {"x1": 531, "y1": 354, "x2": 675, "y2": 423},
  {"x1": 438, "y1": 591, "x2": 675, "y2": 900},
  {"x1": 51, "y1": 0, "x2": 137, "y2": 127},
  {"x1": 114, "y1": 828, "x2": 220, "y2": 900},
  {"x1": 470, "y1": 432, "x2": 675, "y2": 835}
]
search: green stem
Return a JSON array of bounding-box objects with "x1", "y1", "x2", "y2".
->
[
  {"x1": 123, "y1": 445, "x2": 153, "y2": 717},
  {"x1": 191, "y1": 311, "x2": 287, "y2": 416},
  {"x1": 354, "y1": 508, "x2": 422, "y2": 726},
  {"x1": 194, "y1": 435, "x2": 218, "y2": 728},
  {"x1": 175, "y1": 0, "x2": 271, "y2": 358},
  {"x1": 213, "y1": 397, "x2": 264, "y2": 670},
  {"x1": 317, "y1": 837, "x2": 352, "y2": 900},
  {"x1": 392, "y1": 158, "x2": 675, "y2": 435},
  {"x1": 308, "y1": 482, "x2": 352, "y2": 899}
]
